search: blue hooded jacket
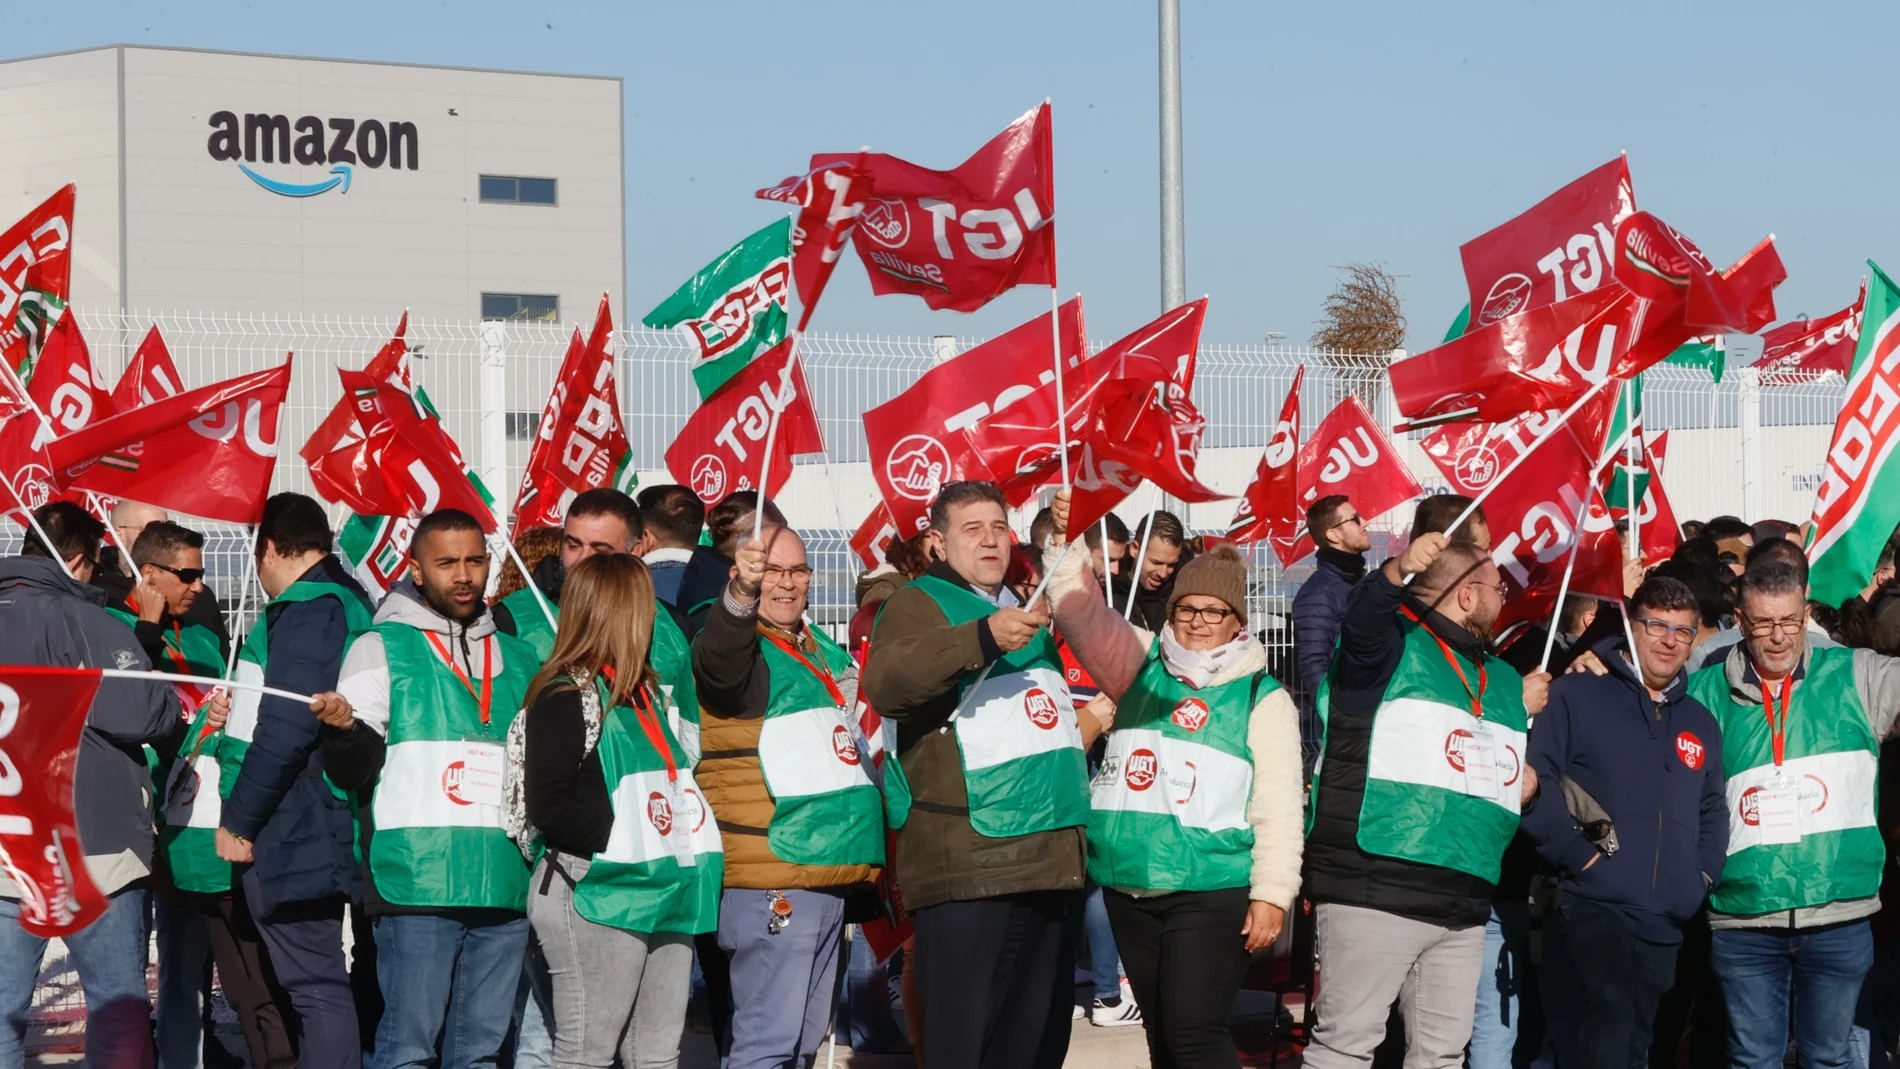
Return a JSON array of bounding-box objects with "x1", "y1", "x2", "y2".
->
[{"x1": 1521, "y1": 632, "x2": 1729, "y2": 943}]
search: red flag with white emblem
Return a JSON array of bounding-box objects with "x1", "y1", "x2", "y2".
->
[
  {"x1": 1065, "y1": 377, "x2": 1227, "y2": 536},
  {"x1": 0, "y1": 665, "x2": 109, "y2": 937},
  {"x1": 850, "y1": 503, "x2": 901, "y2": 570},
  {"x1": 0, "y1": 313, "x2": 114, "y2": 516},
  {"x1": 1460, "y1": 158, "x2": 1635, "y2": 332},
  {"x1": 1755, "y1": 287, "x2": 1863, "y2": 384},
  {"x1": 822, "y1": 104, "x2": 1055, "y2": 312},
  {"x1": 0, "y1": 185, "x2": 77, "y2": 383},
  {"x1": 513, "y1": 297, "x2": 632, "y2": 531},
  {"x1": 664, "y1": 341, "x2": 823, "y2": 506},
  {"x1": 1279, "y1": 395, "x2": 1421, "y2": 563},
  {"x1": 757, "y1": 156, "x2": 871, "y2": 330},
  {"x1": 111, "y1": 327, "x2": 188, "y2": 409}
]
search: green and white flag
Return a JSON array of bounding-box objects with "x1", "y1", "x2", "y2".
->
[
  {"x1": 643, "y1": 217, "x2": 792, "y2": 400},
  {"x1": 1664, "y1": 335, "x2": 1725, "y2": 382},
  {"x1": 1602, "y1": 375, "x2": 1650, "y2": 507},
  {"x1": 1808, "y1": 261, "x2": 1900, "y2": 607}
]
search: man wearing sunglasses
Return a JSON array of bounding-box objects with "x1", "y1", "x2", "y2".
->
[
  {"x1": 692, "y1": 523, "x2": 884, "y2": 1069},
  {"x1": 1687, "y1": 561, "x2": 1900, "y2": 1069},
  {"x1": 1521, "y1": 576, "x2": 1727, "y2": 1069},
  {"x1": 92, "y1": 502, "x2": 230, "y2": 647}
]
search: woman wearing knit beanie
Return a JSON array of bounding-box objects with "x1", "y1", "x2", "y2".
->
[{"x1": 1039, "y1": 489, "x2": 1304, "y2": 1069}]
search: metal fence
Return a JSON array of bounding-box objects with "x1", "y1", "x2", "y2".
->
[{"x1": 7, "y1": 309, "x2": 1850, "y2": 649}]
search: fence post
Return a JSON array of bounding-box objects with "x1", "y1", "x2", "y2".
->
[
  {"x1": 1738, "y1": 365, "x2": 1762, "y2": 520},
  {"x1": 478, "y1": 321, "x2": 509, "y2": 527}
]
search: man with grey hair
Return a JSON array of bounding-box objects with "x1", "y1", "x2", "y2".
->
[
  {"x1": 862, "y1": 479, "x2": 1092, "y2": 1069},
  {"x1": 1688, "y1": 561, "x2": 1900, "y2": 1069}
]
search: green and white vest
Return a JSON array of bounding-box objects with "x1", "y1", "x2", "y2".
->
[
  {"x1": 498, "y1": 588, "x2": 702, "y2": 761},
  {"x1": 369, "y1": 625, "x2": 535, "y2": 910},
  {"x1": 1088, "y1": 640, "x2": 1267, "y2": 893},
  {"x1": 756, "y1": 628, "x2": 885, "y2": 866},
  {"x1": 1688, "y1": 647, "x2": 1883, "y2": 916},
  {"x1": 220, "y1": 579, "x2": 375, "y2": 826},
  {"x1": 889, "y1": 576, "x2": 1089, "y2": 839},
  {"x1": 571, "y1": 679, "x2": 724, "y2": 935},
  {"x1": 1356, "y1": 615, "x2": 1529, "y2": 884},
  {"x1": 101, "y1": 606, "x2": 230, "y2": 895}
]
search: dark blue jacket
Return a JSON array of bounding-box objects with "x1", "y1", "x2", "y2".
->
[
  {"x1": 221, "y1": 555, "x2": 372, "y2": 916},
  {"x1": 1291, "y1": 549, "x2": 1365, "y2": 758},
  {"x1": 1522, "y1": 634, "x2": 1729, "y2": 943}
]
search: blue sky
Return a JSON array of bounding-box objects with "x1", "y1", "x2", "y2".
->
[{"x1": 10, "y1": 1, "x2": 1893, "y2": 351}]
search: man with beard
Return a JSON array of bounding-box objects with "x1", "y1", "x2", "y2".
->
[
  {"x1": 1300, "y1": 533, "x2": 1546, "y2": 1069},
  {"x1": 316, "y1": 508, "x2": 537, "y2": 1069}
]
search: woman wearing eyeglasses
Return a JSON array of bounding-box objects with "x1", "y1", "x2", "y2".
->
[
  {"x1": 510, "y1": 553, "x2": 723, "y2": 1069},
  {"x1": 1041, "y1": 490, "x2": 1304, "y2": 1069}
]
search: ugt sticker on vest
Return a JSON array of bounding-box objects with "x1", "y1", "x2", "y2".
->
[{"x1": 458, "y1": 742, "x2": 506, "y2": 808}]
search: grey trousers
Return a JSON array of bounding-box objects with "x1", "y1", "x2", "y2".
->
[
  {"x1": 526, "y1": 855, "x2": 694, "y2": 1069},
  {"x1": 1303, "y1": 903, "x2": 1488, "y2": 1069},
  {"x1": 716, "y1": 888, "x2": 845, "y2": 1069}
]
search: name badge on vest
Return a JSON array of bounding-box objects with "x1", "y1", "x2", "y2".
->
[
  {"x1": 456, "y1": 742, "x2": 506, "y2": 809},
  {"x1": 1755, "y1": 785, "x2": 1802, "y2": 845},
  {"x1": 1462, "y1": 724, "x2": 1499, "y2": 801}
]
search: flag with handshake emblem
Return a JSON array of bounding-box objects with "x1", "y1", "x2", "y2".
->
[{"x1": 663, "y1": 340, "x2": 824, "y2": 506}]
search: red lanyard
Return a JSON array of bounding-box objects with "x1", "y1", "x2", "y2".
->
[
  {"x1": 1756, "y1": 665, "x2": 1795, "y2": 768},
  {"x1": 1401, "y1": 606, "x2": 1487, "y2": 718},
  {"x1": 425, "y1": 632, "x2": 493, "y2": 725},
  {"x1": 601, "y1": 666, "x2": 677, "y2": 781},
  {"x1": 763, "y1": 631, "x2": 845, "y2": 707}
]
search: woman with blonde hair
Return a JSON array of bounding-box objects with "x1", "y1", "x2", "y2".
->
[{"x1": 506, "y1": 553, "x2": 723, "y2": 1069}]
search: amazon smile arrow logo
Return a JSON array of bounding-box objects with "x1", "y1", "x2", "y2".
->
[{"x1": 238, "y1": 163, "x2": 353, "y2": 198}]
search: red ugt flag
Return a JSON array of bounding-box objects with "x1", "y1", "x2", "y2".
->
[
  {"x1": 1755, "y1": 286, "x2": 1863, "y2": 383},
  {"x1": 1065, "y1": 377, "x2": 1228, "y2": 537},
  {"x1": 665, "y1": 341, "x2": 824, "y2": 506},
  {"x1": 309, "y1": 370, "x2": 496, "y2": 528},
  {"x1": 0, "y1": 312, "x2": 114, "y2": 516},
  {"x1": 863, "y1": 298, "x2": 1085, "y2": 535},
  {"x1": 1278, "y1": 395, "x2": 1421, "y2": 563},
  {"x1": 1461, "y1": 157, "x2": 1635, "y2": 331},
  {"x1": 757, "y1": 156, "x2": 871, "y2": 331},
  {"x1": 0, "y1": 185, "x2": 77, "y2": 382},
  {"x1": 826, "y1": 104, "x2": 1055, "y2": 312},
  {"x1": 514, "y1": 297, "x2": 631, "y2": 530},
  {"x1": 0, "y1": 665, "x2": 109, "y2": 937},
  {"x1": 1227, "y1": 368, "x2": 1303, "y2": 558},
  {"x1": 50, "y1": 362, "x2": 292, "y2": 524},
  {"x1": 112, "y1": 327, "x2": 188, "y2": 409},
  {"x1": 303, "y1": 313, "x2": 412, "y2": 464}
]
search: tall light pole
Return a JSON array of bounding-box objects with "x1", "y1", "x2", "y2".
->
[{"x1": 1158, "y1": 0, "x2": 1186, "y2": 312}]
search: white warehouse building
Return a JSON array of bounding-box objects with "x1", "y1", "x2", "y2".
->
[{"x1": 0, "y1": 44, "x2": 624, "y2": 323}]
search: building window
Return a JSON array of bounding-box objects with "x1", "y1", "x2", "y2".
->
[
  {"x1": 479, "y1": 175, "x2": 557, "y2": 205},
  {"x1": 482, "y1": 293, "x2": 560, "y2": 322},
  {"x1": 505, "y1": 412, "x2": 541, "y2": 441}
]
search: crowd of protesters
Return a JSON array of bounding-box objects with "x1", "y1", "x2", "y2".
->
[{"x1": 3, "y1": 475, "x2": 1900, "y2": 1069}]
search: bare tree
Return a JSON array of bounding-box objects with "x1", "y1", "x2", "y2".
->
[{"x1": 1312, "y1": 263, "x2": 1407, "y2": 355}]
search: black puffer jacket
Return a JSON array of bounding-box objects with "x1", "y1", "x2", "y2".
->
[{"x1": 1302, "y1": 568, "x2": 1500, "y2": 928}]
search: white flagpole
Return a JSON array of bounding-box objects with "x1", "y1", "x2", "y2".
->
[
  {"x1": 1099, "y1": 516, "x2": 1113, "y2": 607},
  {"x1": 1125, "y1": 500, "x2": 1160, "y2": 620},
  {"x1": 222, "y1": 524, "x2": 260, "y2": 679},
  {"x1": 1536, "y1": 437, "x2": 1633, "y2": 672},
  {"x1": 1624, "y1": 382, "x2": 1641, "y2": 560},
  {"x1": 1050, "y1": 287, "x2": 1072, "y2": 492},
  {"x1": 96, "y1": 667, "x2": 316, "y2": 706},
  {"x1": 750, "y1": 333, "x2": 803, "y2": 545}
]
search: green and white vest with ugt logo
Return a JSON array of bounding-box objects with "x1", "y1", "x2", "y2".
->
[
  {"x1": 99, "y1": 607, "x2": 231, "y2": 895},
  {"x1": 755, "y1": 627, "x2": 885, "y2": 866},
  {"x1": 1088, "y1": 640, "x2": 1267, "y2": 893},
  {"x1": 1356, "y1": 612, "x2": 1529, "y2": 884},
  {"x1": 572, "y1": 680, "x2": 724, "y2": 935},
  {"x1": 1687, "y1": 647, "x2": 1882, "y2": 916},
  {"x1": 369, "y1": 624, "x2": 535, "y2": 910},
  {"x1": 498, "y1": 588, "x2": 702, "y2": 761},
  {"x1": 887, "y1": 575, "x2": 1089, "y2": 839},
  {"x1": 220, "y1": 579, "x2": 375, "y2": 823}
]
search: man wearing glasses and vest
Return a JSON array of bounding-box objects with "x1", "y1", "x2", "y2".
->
[
  {"x1": 1301, "y1": 531, "x2": 1547, "y2": 1069},
  {"x1": 862, "y1": 480, "x2": 1098, "y2": 1069},
  {"x1": 692, "y1": 523, "x2": 884, "y2": 1069},
  {"x1": 1688, "y1": 560, "x2": 1900, "y2": 1069}
]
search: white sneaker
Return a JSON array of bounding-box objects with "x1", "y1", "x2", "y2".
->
[
  {"x1": 1090, "y1": 994, "x2": 1142, "y2": 1027},
  {"x1": 1071, "y1": 1001, "x2": 1086, "y2": 1020}
]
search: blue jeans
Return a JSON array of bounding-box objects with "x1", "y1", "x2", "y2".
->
[
  {"x1": 1711, "y1": 921, "x2": 1875, "y2": 1069},
  {"x1": 370, "y1": 912, "x2": 530, "y2": 1069},
  {"x1": 0, "y1": 888, "x2": 154, "y2": 1069},
  {"x1": 154, "y1": 896, "x2": 211, "y2": 1069},
  {"x1": 1470, "y1": 903, "x2": 1532, "y2": 1069},
  {"x1": 1083, "y1": 883, "x2": 1123, "y2": 1000}
]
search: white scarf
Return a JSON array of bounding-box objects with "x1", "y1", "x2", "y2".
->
[{"x1": 1159, "y1": 625, "x2": 1257, "y2": 690}]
